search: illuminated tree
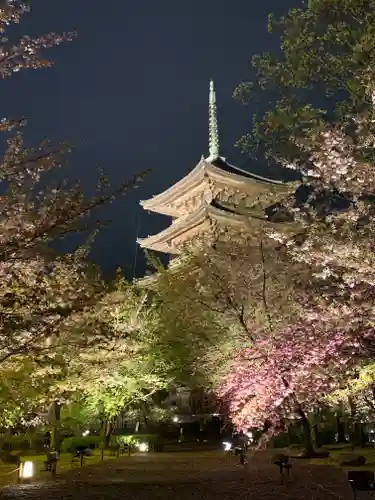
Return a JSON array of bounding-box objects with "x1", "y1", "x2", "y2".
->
[
  {"x1": 235, "y1": 0, "x2": 375, "y2": 329},
  {"x1": 236, "y1": 0, "x2": 375, "y2": 164},
  {"x1": 234, "y1": 0, "x2": 375, "y2": 363},
  {"x1": 0, "y1": 278, "x2": 175, "y2": 450},
  {"x1": 0, "y1": 2, "x2": 146, "y2": 364},
  {"x1": 144, "y1": 226, "x2": 312, "y2": 402},
  {"x1": 0, "y1": 2, "x2": 150, "y2": 447},
  {"x1": 218, "y1": 319, "x2": 375, "y2": 453}
]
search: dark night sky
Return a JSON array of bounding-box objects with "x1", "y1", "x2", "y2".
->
[{"x1": 4, "y1": 0, "x2": 301, "y2": 278}]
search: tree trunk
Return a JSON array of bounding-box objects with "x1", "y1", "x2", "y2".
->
[
  {"x1": 26, "y1": 426, "x2": 35, "y2": 449},
  {"x1": 103, "y1": 420, "x2": 113, "y2": 449},
  {"x1": 287, "y1": 424, "x2": 293, "y2": 446},
  {"x1": 335, "y1": 413, "x2": 347, "y2": 443},
  {"x1": 49, "y1": 401, "x2": 62, "y2": 452},
  {"x1": 297, "y1": 407, "x2": 314, "y2": 455},
  {"x1": 312, "y1": 423, "x2": 320, "y2": 449},
  {"x1": 142, "y1": 409, "x2": 150, "y2": 432},
  {"x1": 100, "y1": 419, "x2": 106, "y2": 450},
  {"x1": 354, "y1": 422, "x2": 366, "y2": 447},
  {"x1": 347, "y1": 397, "x2": 360, "y2": 447},
  {"x1": 347, "y1": 396, "x2": 366, "y2": 447},
  {"x1": 281, "y1": 377, "x2": 314, "y2": 455}
]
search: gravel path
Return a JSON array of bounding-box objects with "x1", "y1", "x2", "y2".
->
[{"x1": 0, "y1": 452, "x2": 353, "y2": 499}]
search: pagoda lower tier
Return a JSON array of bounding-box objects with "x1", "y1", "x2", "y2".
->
[{"x1": 137, "y1": 202, "x2": 250, "y2": 254}]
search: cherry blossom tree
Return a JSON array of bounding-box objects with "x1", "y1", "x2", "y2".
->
[
  {"x1": 0, "y1": 2, "x2": 146, "y2": 364},
  {"x1": 218, "y1": 319, "x2": 375, "y2": 452},
  {"x1": 0, "y1": 1, "x2": 152, "y2": 443},
  {"x1": 236, "y1": 0, "x2": 375, "y2": 334},
  {"x1": 236, "y1": 0, "x2": 375, "y2": 164},
  {"x1": 0, "y1": 278, "x2": 164, "y2": 446}
]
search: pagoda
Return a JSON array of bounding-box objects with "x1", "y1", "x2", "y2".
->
[{"x1": 137, "y1": 80, "x2": 283, "y2": 269}]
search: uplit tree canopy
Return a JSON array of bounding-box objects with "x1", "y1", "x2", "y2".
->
[
  {"x1": 218, "y1": 320, "x2": 375, "y2": 432},
  {"x1": 236, "y1": 0, "x2": 375, "y2": 164},
  {"x1": 0, "y1": 2, "x2": 146, "y2": 365},
  {"x1": 0, "y1": 1, "x2": 153, "y2": 437},
  {"x1": 235, "y1": 0, "x2": 375, "y2": 337}
]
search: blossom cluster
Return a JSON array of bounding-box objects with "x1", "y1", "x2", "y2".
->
[{"x1": 218, "y1": 319, "x2": 374, "y2": 432}]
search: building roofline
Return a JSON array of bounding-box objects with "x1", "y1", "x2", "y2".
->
[
  {"x1": 137, "y1": 203, "x2": 247, "y2": 252},
  {"x1": 140, "y1": 158, "x2": 283, "y2": 216}
]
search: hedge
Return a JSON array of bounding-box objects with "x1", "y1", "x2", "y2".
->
[
  {"x1": 0, "y1": 434, "x2": 45, "y2": 452},
  {"x1": 60, "y1": 436, "x2": 101, "y2": 453},
  {"x1": 316, "y1": 429, "x2": 336, "y2": 446}
]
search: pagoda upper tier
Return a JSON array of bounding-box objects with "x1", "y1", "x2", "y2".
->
[
  {"x1": 140, "y1": 156, "x2": 282, "y2": 219},
  {"x1": 137, "y1": 155, "x2": 283, "y2": 254},
  {"x1": 137, "y1": 80, "x2": 284, "y2": 256}
]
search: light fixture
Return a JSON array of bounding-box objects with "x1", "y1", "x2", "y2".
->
[
  {"x1": 137, "y1": 442, "x2": 149, "y2": 453},
  {"x1": 19, "y1": 461, "x2": 34, "y2": 482},
  {"x1": 223, "y1": 441, "x2": 232, "y2": 451}
]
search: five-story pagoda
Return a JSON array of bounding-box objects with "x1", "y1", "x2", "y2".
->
[{"x1": 137, "y1": 80, "x2": 283, "y2": 276}]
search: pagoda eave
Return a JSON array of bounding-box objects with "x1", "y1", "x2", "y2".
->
[
  {"x1": 137, "y1": 204, "x2": 248, "y2": 253},
  {"x1": 140, "y1": 159, "x2": 284, "y2": 218}
]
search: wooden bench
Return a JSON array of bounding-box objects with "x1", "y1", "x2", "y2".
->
[
  {"x1": 348, "y1": 470, "x2": 375, "y2": 500},
  {"x1": 109, "y1": 444, "x2": 130, "y2": 456},
  {"x1": 273, "y1": 453, "x2": 292, "y2": 480},
  {"x1": 120, "y1": 444, "x2": 130, "y2": 455},
  {"x1": 71, "y1": 447, "x2": 92, "y2": 466},
  {"x1": 43, "y1": 451, "x2": 58, "y2": 474}
]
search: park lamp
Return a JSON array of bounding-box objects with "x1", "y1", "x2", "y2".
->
[
  {"x1": 222, "y1": 441, "x2": 232, "y2": 452},
  {"x1": 245, "y1": 431, "x2": 254, "y2": 443},
  {"x1": 82, "y1": 430, "x2": 90, "y2": 437},
  {"x1": 137, "y1": 442, "x2": 149, "y2": 453},
  {"x1": 19, "y1": 461, "x2": 34, "y2": 482}
]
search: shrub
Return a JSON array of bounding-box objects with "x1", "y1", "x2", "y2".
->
[
  {"x1": 268, "y1": 429, "x2": 306, "y2": 449},
  {"x1": 61, "y1": 436, "x2": 101, "y2": 454},
  {"x1": 113, "y1": 434, "x2": 138, "y2": 446},
  {"x1": 113, "y1": 433, "x2": 164, "y2": 451},
  {"x1": 317, "y1": 429, "x2": 336, "y2": 446},
  {"x1": 268, "y1": 433, "x2": 291, "y2": 448}
]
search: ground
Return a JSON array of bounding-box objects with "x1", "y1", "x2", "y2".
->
[
  {"x1": 309, "y1": 443, "x2": 375, "y2": 471},
  {"x1": 0, "y1": 449, "x2": 120, "y2": 487},
  {"x1": 0, "y1": 451, "x2": 354, "y2": 499}
]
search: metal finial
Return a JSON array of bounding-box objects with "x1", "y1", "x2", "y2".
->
[{"x1": 208, "y1": 79, "x2": 219, "y2": 159}]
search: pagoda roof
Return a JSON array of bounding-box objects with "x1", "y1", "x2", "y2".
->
[
  {"x1": 140, "y1": 156, "x2": 283, "y2": 217},
  {"x1": 137, "y1": 203, "x2": 248, "y2": 254}
]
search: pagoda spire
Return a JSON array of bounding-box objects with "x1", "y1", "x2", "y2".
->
[{"x1": 208, "y1": 79, "x2": 220, "y2": 161}]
